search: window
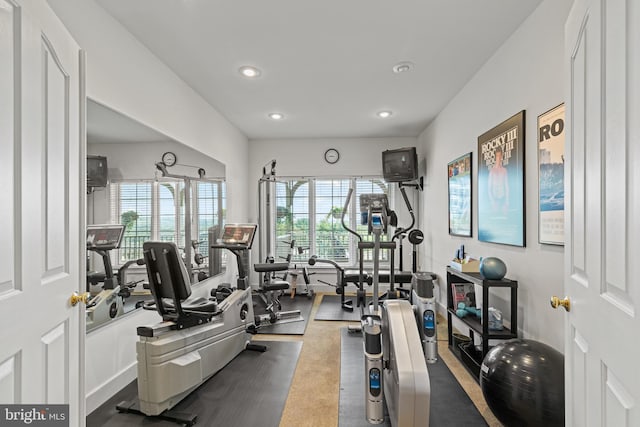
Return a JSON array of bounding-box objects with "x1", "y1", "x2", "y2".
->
[
  {"x1": 272, "y1": 177, "x2": 391, "y2": 266},
  {"x1": 275, "y1": 179, "x2": 310, "y2": 263},
  {"x1": 315, "y1": 179, "x2": 350, "y2": 262},
  {"x1": 111, "y1": 182, "x2": 152, "y2": 262},
  {"x1": 110, "y1": 179, "x2": 225, "y2": 263}
]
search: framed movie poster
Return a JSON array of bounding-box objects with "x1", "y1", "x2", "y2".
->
[
  {"x1": 538, "y1": 103, "x2": 565, "y2": 245},
  {"x1": 477, "y1": 111, "x2": 526, "y2": 247},
  {"x1": 448, "y1": 152, "x2": 472, "y2": 237}
]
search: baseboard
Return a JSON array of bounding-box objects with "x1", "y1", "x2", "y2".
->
[{"x1": 86, "y1": 362, "x2": 137, "y2": 415}]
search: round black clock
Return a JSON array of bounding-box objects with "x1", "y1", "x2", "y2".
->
[
  {"x1": 162, "y1": 151, "x2": 177, "y2": 167},
  {"x1": 324, "y1": 148, "x2": 340, "y2": 164}
]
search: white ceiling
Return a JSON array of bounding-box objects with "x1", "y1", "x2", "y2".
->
[{"x1": 95, "y1": 0, "x2": 543, "y2": 140}]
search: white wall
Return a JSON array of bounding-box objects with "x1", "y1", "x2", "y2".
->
[
  {"x1": 418, "y1": 0, "x2": 571, "y2": 352},
  {"x1": 48, "y1": 0, "x2": 249, "y2": 222},
  {"x1": 47, "y1": 0, "x2": 250, "y2": 413},
  {"x1": 248, "y1": 137, "x2": 422, "y2": 289}
]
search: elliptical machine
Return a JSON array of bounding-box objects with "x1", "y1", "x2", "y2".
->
[{"x1": 340, "y1": 188, "x2": 431, "y2": 426}]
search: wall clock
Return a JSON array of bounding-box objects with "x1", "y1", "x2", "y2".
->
[
  {"x1": 162, "y1": 151, "x2": 177, "y2": 167},
  {"x1": 324, "y1": 148, "x2": 340, "y2": 164}
]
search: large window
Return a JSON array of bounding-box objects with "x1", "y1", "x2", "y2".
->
[
  {"x1": 273, "y1": 177, "x2": 390, "y2": 265},
  {"x1": 110, "y1": 179, "x2": 225, "y2": 262}
]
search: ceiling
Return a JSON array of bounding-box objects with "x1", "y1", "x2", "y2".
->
[{"x1": 95, "y1": 0, "x2": 543, "y2": 140}]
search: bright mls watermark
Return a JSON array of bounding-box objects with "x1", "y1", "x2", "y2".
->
[{"x1": 0, "y1": 405, "x2": 68, "y2": 426}]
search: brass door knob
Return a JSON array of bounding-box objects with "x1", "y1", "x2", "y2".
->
[
  {"x1": 70, "y1": 292, "x2": 89, "y2": 307},
  {"x1": 550, "y1": 295, "x2": 570, "y2": 312}
]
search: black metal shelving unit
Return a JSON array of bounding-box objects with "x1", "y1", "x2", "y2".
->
[{"x1": 446, "y1": 267, "x2": 518, "y2": 380}]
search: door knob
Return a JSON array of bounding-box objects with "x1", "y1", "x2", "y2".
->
[
  {"x1": 550, "y1": 295, "x2": 570, "y2": 312},
  {"x1": 70, "y1": 292, "x2": 89, "y2": 307}
]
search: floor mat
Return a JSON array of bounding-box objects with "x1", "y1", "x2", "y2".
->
[
  {"x1": 339, "y1": 328, "x2": 488, "y2": 426},
  {"x1": 254, "y1": 292, "x2": 314, "y2": 335},
  {"x1": 88, "y1": 341, "x2": 302, "y2": 427},
  {"x1": 314, "y1": 294, "x2": 362, "y2": 321}
]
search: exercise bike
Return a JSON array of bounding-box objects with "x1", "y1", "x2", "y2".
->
[
  {"x1": 86, "y1": 224, "x2": 143, "y2": 331},
  {"x1": 116, "y1": 224, "x2": 265, "y2": 425}
]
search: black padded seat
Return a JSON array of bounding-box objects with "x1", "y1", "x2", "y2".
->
[
  {"x1": 147, "y1": 297, "x2": 219, "y2": 313},
  {"x1": 142, "y1": 241, "x2": 220, "y2": 328},
  {"x1": 178, "y1": 297, "x2": 219, "y2": 312},
  {"x1": 343, "y1": 270, "x2": 413, "y2": 284},
  {"x1": 344, "y1": 270, "x2": 372, "y2": 285},
  {"x1": 254, "y1": 262, "x2": 289, "y2": 273}
]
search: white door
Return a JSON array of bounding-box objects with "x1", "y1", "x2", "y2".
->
[
  {"x1": 0, "y1": 0, "x2": 85, "y2": 425},
  {"x1": 564, "y1": 0, "x2": 640, "y2": 425}
]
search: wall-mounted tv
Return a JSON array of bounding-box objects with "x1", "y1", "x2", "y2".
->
[
  {"x1": 382, "y1": 147, "x2": 418, "y2": 183},
  {"x1": 87, "y1": 155, "x2": 108, "y2": 188}
]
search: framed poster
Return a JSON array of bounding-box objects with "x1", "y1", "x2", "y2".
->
[
  {"x1": 538, "y1": 103, "x2": 565, "y2": 245},
  {"x1": 477, "y1": 111, "x2": 526, "y2": 247},
  {"x1": 448, "y1": 152, "x2": 472, "y2": 237}
]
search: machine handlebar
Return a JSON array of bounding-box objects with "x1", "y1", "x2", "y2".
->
[
  {"x1": 308, "y1": 255, "x2": 344, "y2": 272},
  {"x1": 393, "y1": 186, "x2": 416, "y2": 241},
  {"x1": 341, "y1": 188, "x2": 362, "y2": 242}
]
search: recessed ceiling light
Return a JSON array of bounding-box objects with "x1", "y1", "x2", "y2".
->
[
  {"x1": 268, "y1": 112, "x2": 284, "y2": 120},
  {"x1": 393, "y1": 61, "x2": 414, "y2": 74},
  {"x1": 377, "y1": 111, "x2": 393, "y2": 118},
  {"x1": 239, "y1": 66, "x2": 261, "y2": 78}
]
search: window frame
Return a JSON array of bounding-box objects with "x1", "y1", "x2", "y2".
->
[
  {"x1": 272, "y1": 175, "x2": 394, "y2": 267},
  {"x1": 109, "y1": 178, "x2": 226, "y2": 263}
]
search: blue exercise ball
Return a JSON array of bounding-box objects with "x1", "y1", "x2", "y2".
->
[
  {"x1": 480, "y1": 339, "x2": 564, "y2": 427},
  {"x1": 479, "y1": 257, "x2": 507, "y2": 280}
]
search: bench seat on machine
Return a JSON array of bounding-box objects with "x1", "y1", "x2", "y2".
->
[
  {"x1": 343, "y1": 270, "x2": 414, "y2": 285},
  {"x1": 147, "y1": 297, "x2": 219, "y2": 313},
  {"x1": 254, "y1": 262, "x2": 291, "y2": 291}
]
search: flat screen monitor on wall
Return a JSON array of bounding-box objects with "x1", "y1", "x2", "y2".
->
[
  {"x1": 382, "y1": 147, "x2": 418, "y2": 183},
  {"x1": 87, "y1": 155, "x2": 108, "y2": 188}
]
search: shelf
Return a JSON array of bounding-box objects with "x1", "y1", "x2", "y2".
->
[
  {"x1": 447, "y1": 308, "x2": 517, "y2": 339},
  {"x1": 450, "y1": 343, "x2": 482, "y2": 379},
  {"x1": 446, "y1": 267, "x2": 517, "y2": 288},
  {"x1": 446, "y1": 267, "x2": 518, "y2": 384}
]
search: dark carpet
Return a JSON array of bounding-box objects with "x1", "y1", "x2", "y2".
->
[
  {"x1": 339, "y1": 328, "x2": 488, "y2": 427},
  {"x1": 314, "y1": 294, "x2": 362, "y2": 321},
  {"x1": 88, "y1": 341, "x2": 302, "y2": 427},
  {"x1": 253, "y1": 292, "x2": 314, "y2": 334}
]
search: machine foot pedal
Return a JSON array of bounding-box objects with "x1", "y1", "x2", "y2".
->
[
  {"x1": 116, "y1": 400, "x2": 197, "y2": 426},
  {"x1": 246, "y1": 343, "x2": 268, "y2": 352}
]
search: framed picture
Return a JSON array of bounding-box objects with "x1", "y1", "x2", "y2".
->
[
  {"x1": 538, "y1": 103, "x2": 565, "y2": 245},
  {"x1": 477, "y1": 111, "x2": 526, "y2": 247},
  {"x1": 448, "y1": 152, "x2": 472, "y2": 237}
]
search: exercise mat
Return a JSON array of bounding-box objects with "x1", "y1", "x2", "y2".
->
[
  {"x1": 314, "y1": 294, "x2": 361, "y2": 321},
  {"x1": 89, "y1": 341, "x2": 302, "y2": 427},
  {"x1": 339, "y1": 328, "x2": 488, "y2": 427},
  {"x1": 254, "y1": 292, "x2": 314, "y2": 335}
]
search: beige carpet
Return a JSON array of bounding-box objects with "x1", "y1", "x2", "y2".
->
[{"x1": 252, "y1": 293, "x2": 502, "y2": 427}]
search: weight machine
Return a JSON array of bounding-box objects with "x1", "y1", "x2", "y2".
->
[
  {"x1": 154, "y1": 161, "x2": 222, "y2": 283},
  {"x1": 254, "y1": 160, "x2": 304, "y2": 325}
]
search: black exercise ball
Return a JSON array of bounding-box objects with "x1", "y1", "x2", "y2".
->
[{"x1": 480, "y1": 339, "x2": 564, "y2": 427}]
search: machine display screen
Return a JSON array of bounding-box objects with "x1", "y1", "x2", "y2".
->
[
  {"x1": 220, "y1": 224, "x2": 257, "y2": 248},
  {"x1": 87, "y1": 224, "x2": 125, "y2": 250},
  {"x1": 369, "y1": 368, "x2": 381, "y2": 394},
  {"x1": 423, "y1": 310, "x2": 435, "y2": 331}
]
